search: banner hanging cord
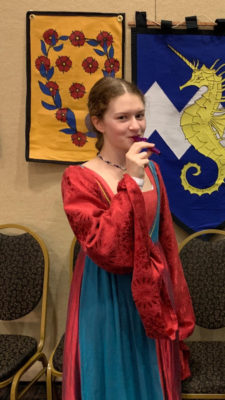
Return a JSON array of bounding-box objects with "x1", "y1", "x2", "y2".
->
[{"x1": 129, "y1": 14, "x2": 217, "y2": 28}]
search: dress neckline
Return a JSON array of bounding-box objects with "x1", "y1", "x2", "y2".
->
[
  {"x1": 81, "y1": 165, "x2": 115, "y2": 198},
  {"x1": 81, "y1": 164, "x2": 155, "y2": 199}
]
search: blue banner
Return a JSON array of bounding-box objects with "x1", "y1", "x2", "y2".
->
[{"x1": 132, "y1": 28, "x2": 225, "y2": 232}]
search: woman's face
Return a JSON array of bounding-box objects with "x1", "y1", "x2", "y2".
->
[{"x1": 92, "y1": 92, "x2": 146, "y2": 153}]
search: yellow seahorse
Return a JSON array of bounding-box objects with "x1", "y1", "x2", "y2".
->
[{"x1": 168, "y1": 45, "x2": 225, "y2": 196}]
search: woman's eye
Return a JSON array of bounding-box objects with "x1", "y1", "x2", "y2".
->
[
  {"x1": 136, "y1": 113, "x2": 145, "y2": 120},
  {"x1": 117, "y1": 115, "x2": 126, "y2": 120}
]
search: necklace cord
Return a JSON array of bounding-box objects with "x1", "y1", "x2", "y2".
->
[{"x1": 97, "y1": 153, "x2": 127, "y2": 172}]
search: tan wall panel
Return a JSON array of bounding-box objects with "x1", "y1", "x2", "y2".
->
[
  {"x1": 1, "y1": 0, "x2": 224, "y2": 380},
  {"x1": 156, "y1": 0, "x2": 225, "y2": 21}
]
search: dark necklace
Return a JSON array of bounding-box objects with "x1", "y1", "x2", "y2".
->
[{"x1": 97, "y1": 153, "x2": 127, "y2": 171}]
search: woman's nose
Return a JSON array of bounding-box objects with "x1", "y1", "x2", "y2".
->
[{"x1": 129, "y1": 117, "x2": 140, "y2": 130}]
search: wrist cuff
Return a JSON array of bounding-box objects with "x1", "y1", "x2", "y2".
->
[{"x1": 131, "y1": 176, "x2": 144, "y2": 189}]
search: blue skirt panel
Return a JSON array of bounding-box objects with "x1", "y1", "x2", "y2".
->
[{"x1": 79, "y1": 255, "x2": 164, "y2": 400}]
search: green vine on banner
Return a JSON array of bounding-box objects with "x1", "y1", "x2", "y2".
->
[{"x1": 35, "y1": 29, "x2": 120, "y2": 147}]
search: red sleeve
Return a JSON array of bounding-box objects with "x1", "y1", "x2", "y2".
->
[{"x1": 62, "y1": 165, "x2": 143, "y2": 273}]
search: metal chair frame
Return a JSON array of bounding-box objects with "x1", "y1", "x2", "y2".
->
[
  {"x1": 0, "y1": 224, "x2": 49, "y2": 400},
  {"x1": 179, "y1": 228, "x2": 225, "y2": 400}
]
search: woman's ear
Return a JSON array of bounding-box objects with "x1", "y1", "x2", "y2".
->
[{"x1": 91, "y1": 116, "x2": 104, "y2": 134}]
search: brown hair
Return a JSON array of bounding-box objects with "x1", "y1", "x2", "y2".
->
[{"x1": 88, "y1": 77, "x2": 145, "y2": 151}]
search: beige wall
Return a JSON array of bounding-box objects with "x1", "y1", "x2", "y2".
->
[{"x1": 1, "y1": 0, "x2": 225, "y2": 378}]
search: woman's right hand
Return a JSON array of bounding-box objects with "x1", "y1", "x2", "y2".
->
[{"x1": 125, "y1": 141, "x2": 156, "y2": 178}]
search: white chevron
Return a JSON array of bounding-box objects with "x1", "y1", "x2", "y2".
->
[{"x1": 144, "y1": 82, "x2": 207, "y2": 159}]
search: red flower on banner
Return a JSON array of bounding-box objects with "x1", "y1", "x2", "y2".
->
[
  {"x1": 97, "y1": 31, "x2": 113, "y2": 48},
  {"x1": 104, "y1": 58, "x2": 120, "y2": 73},
  {"x1": 43, "y1": 29, "x2": 59, "y2": 45},
  {"x1": 71, "y1": 132, "x2": 87, "y2": 147},
  {"x1": 69, "y1": 83, "x2": 86, "y2": 99},
  {"x1": 46, "y1": 81, "x2": 59, "y2": 96},
  {"x1": 69, "y1": 31, "x2": 85, "y2": 47},
  {"x1": 82, "y1": 57, "x2": 98, "y2": 74},
  {"x1": 56, "y1": 56, "x2": 72, "y2": 72},
  {"x1": 37, "y1": 27, "x2": 121, "y2": 150},
  {"x1": 56, "y1": 108, "x2": 68, "y2": 122},
  {"x1": 35, "y1": 56, "x2": 50, "y2": 71}
]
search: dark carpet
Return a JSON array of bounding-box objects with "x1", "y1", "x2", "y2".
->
[{"x1": 0, "y1": 382, "x2": 61, "y2": 400}]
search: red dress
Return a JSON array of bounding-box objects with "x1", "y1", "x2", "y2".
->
[{"x1": 61, "y1": 161, "x2": 195, "y2": 400}]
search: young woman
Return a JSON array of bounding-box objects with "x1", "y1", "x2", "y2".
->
[{"x1": 61, "y1": 77, "x2": 195, "y2": 400}]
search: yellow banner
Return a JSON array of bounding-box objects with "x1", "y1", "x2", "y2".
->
[{"x1": 26, "y1": 12, "x2": 124, "y2": 163}]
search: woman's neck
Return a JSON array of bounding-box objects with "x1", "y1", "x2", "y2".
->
[{"x1": 99, "y1": 145, "x2": 126, "y2": 170}]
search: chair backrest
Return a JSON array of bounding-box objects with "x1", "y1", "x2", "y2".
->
[
  {"x1": 0, "y1": 224, "x2": 49, "y2": 349},
  {"x1": 179, "y1": 229, "x2": 225, "y2": 329}
]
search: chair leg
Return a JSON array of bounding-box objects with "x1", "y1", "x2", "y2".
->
[
  {"x1": 10, "y1": 352, "x2": 47, "y2": 400},
  {"x1": 46, "y1": 364, "x2": 53, "y2": 400}
]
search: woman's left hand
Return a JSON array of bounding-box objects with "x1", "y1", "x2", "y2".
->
[{"x1": 125, "y1": 141, "x2": 156, "y2": 178}]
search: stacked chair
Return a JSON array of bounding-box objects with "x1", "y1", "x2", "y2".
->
[
  {"x1": 0, "y1": 224, "x2": 49, "y2": 400},
  {"x1": 47, "y1": 236, "x2": 80, "y2": 400},
  {"x1": 179, "y1": 229, "x2": 225, "y2": 399}
]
